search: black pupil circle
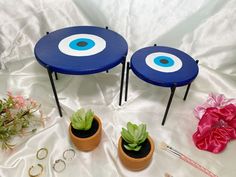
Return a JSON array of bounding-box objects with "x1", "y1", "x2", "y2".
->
[
  {"x1": 77, "y1": 41, "x2": 87, "y2": 47},
  {"x1": 160, "y1": 59, "x2": 169, "y2": 64}
]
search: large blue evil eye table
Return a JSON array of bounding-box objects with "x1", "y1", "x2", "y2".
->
[
  {"x1": 124, "y1": 46, "x2": 199, "y2": 125},
  {"x1": 34, "y1": 26, "x2": 128, "y2": 116}
]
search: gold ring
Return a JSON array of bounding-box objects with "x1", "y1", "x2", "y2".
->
[
  {"x1": 53, "y1": 159, "x2": 66, "y2": 173},
  {"x1": 63, "y1": 149, "x2": 76, "y2": 161},
  {"x1": 28, "y1": 164, "x2": 43, "y2": 177},
  {"x1": 36, "y1": 148, "x2": 48, "y2": 160}
]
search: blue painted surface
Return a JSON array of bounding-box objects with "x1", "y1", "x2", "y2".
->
[
  {"x1": 34, "y1": 26, "x2": 128, "y2": 75},
  {"x1": 131, "y1": 46, "x2": 199, "y2": 87}
]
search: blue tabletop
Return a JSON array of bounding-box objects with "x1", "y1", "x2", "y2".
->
[
  {"x1": 131, "y1": 46, "x2": 199, "y2": 87},
  {"x1": 34, "y1": 26, "x2": 128, "y2": 75}
]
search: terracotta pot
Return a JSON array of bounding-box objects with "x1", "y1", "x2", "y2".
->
[
  {"x1": 118, "y1": 136, "x2": 154, "y2": 171},
  {"x1": 69, "y1": 115, "x2": 102, "y2": 151}
]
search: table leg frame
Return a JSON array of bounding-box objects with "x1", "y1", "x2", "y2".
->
[
  {"x1": 124, "y1": 62, "x2": 130, "y2": 102},
  {"x1": 119, "y1": 58, "x2": 126, "y2": 106},
  {"x1": 183, "y1": 60, "x2": 199, "y2": 101},
  {"x1": 161, "y1": 86, "x2": 176, "y2": 126},
  {"x1": 183, "y1": 83, "x2": 191, "y2": 101},
  {"x1": 54, "y1": 72, "x2": 58, "y2": 80},
  {"x1": 47, "y1": 68, "x2": 63, "y2": 117}
]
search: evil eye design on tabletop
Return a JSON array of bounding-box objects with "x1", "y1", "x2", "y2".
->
[
  {"x1": 58, "y1": 34, "x2": 106, "y2": 57},
  {"x1": 145, "y1": 52, "x2": 183, "y2": 73}
]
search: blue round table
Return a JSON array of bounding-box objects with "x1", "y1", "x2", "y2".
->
[
  {"x1": 125, "y1": 46, "x2": 199, "y2": 125},
  {"x1": 34, "y1": 26, "x2": 128, "y2": 116}
]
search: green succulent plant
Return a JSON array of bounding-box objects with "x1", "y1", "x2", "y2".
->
[
  {"x1": 71, "y1": 108, "x2": 94, "y2": 131},
  {"x1": 121, "y1": 122, "x2": 149, "y2": 151}
]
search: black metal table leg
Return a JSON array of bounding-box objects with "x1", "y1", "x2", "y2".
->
[
  {"x1": 162, "y1": 86, "x2": 176, "y2": 126},
  {"x1": 125, "y1": 62, "x2": 130, "y2": 102},
  {"x1": 54, "y1": 72, "x2": 58, "y2": 80},
  {"x1": 183, "y1": 83, "x2": 191, "y2": 101},
  {"x1": 119, "y1": 58, "x2": 126, "y2": 106},
  {"x1": 47, "y1": 68, "x2": 62, "y2": 117},
  {"x1": 183, "y1": 60, "x2": 199, "y2": 101}
]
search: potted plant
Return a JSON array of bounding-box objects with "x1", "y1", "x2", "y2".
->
[
  {"x1": 69, "y1": 108, "x2": 102, "y2": 151},
  {"x1": 118, "y1": 122, "x2": 155, "y2": 171}
]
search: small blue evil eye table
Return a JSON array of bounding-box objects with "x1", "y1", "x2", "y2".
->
[
  {"x1": 124, "y1": 46, "x2": 199, "y2": 126},
  {"x1": 34, "y1": 26, "x2": 128, "y2": 117}
]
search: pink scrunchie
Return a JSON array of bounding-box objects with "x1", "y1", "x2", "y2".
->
[
  {"x1": 193, "y1": 93, "x2": 236, "y2": 153},
  {"x1": 193, "y1": 93, "x2": 236, "y2": 119}
]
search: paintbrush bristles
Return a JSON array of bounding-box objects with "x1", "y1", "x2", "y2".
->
[
  {"x1": 159, "y1": 141, "x2": 181, "y2": 157},
  {"x1": 159, "y1": 141, "x2": 168, "y2": 150}
]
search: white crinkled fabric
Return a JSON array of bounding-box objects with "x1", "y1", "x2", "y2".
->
[{"x1": 0, "y1": 0, "x2": 236, "y2": 176}]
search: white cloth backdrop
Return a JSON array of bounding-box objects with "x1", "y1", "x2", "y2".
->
[{"x1": 0, "y1": 0, "x2": 236, "y2": 176}]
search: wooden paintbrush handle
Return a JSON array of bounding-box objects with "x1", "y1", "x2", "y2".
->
[{"x1": 180, "y1": 155, "x2": 218, "y2": 177}]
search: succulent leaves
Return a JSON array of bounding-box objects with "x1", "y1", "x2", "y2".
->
[
  {"x1": 121, "y1": 122, "x2": 148, "y2": 151},
  {"x1": 71, "y1": 108, "x2": 94, "y2": 131}
]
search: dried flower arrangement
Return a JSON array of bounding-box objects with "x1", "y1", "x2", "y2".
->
[{"x1": 0, "y1": 92, "x2": 44, "y2": 150}]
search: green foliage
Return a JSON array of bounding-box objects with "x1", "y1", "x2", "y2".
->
[
  {"x1": 71, "y1": 108, "x2": 94, "y2": 131},
  {"x1": 121, "y1": 122, "x2": 148, "y2": 151},
  {"x1": 0, "y1": 92, "x2": 42, "y2": 150}
]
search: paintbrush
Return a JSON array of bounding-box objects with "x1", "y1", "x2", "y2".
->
[{"x1": 159, "y1": 142, "x2": 218, "y2": 177}]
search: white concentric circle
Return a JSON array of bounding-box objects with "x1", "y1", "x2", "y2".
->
[
  {"x1": 58, "y1": 34, "x2": 106, "y2": 56},
  {"x1": 145, "y1": 52, "x2": 183, "y2": 73}
]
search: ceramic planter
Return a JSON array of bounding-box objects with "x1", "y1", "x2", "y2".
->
[
  {"x1": 118, "y1": 136, "x2": 154, "y2": 171},
  {"x1": 69, "y1": 115, "x2": 102, "y2": 151}
]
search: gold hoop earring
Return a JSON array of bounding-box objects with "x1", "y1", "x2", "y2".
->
[
  {"x1": 53, "y1": 159, "x2": 66, "y2": 173},
  {"x1": 36, "y1": 148, "x2": 48, "y2": 160},
  {"x1": 63, "y1": 149, "x2": 76, "y2": 161},
  {"x1": 28, "y1": 164, "x2": 43, "y2": 177}
]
